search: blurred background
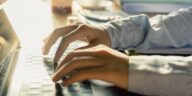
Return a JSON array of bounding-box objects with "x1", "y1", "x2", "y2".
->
[{"x1": 75, "y1": 0, "x2": 192, "y2": 14}]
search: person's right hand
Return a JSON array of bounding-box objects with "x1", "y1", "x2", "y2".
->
[
  {"x1": 52, "y1": 44, "x2": 129, "y2": 90},
  {"x1": 42, "y1": 24, "x2": 111, "y2": 62}
]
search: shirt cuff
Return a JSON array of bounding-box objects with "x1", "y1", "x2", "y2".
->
[
  {"x1": 128, "y1": 55, "x2": 192, "y2": 96},
  {"x1": 128, "y1": 56, "x2": 152, "y2": 94},
  {"x1": 99, "y1": 23, "x2": 118, "y2": 48}
]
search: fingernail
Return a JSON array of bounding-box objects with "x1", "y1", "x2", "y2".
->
[
  {"x1": 52, "y1": 75, "x2": 58, "y2": 82},
  {"x1": 42, "y1": 48, "x2": 45, "y2": 54},
  {"x1": 42, "y1": 51, "x2": 46, "y2": 55},
  {"x1": 42, "y1": 49, "x2": 48, "y2": 55}
]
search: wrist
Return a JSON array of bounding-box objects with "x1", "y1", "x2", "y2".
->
[{"x1": 98, "y1": 26, "x2": 112, "y2": 47}]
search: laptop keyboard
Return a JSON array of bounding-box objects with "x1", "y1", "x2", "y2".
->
[
  {"x1": 19, "y1": 41, "x2": 94, "y2": 96},
  {"x1": 0, "y1": 52, "x2": 14, "y2": 88}
]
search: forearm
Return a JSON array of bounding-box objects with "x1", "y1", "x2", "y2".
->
[
  {"x1": 102, "y1": 14, "x2": 149, "y2": 49},
  {"x1": 102, "y1": 6, "x2": 192, "y2": 50},
  {"x1": 128, "y1": 55, "x2": 192, "y2": 96}
]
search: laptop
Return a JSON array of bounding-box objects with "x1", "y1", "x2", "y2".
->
[
  {"x1": 0, "y1": 8, "x2": 20, "y2": 96},
  {"x1": 0, "y1": 6, "x2": 145, "y2": 96}
]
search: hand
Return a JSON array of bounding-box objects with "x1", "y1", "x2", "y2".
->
[
  {"x1": 0, "y1": 0, "x2": 6, "y2": 5},
  {"x1": 42, "y1": 24, "x2": 111, "y2": 62},
  {"x1": 52, "y1": 45, "x2": 129, "y2": 90}
]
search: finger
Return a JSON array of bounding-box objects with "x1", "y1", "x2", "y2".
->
[
  {"x1": 42, "y1": 35, "x2": 51, "y2": 52},
  {"x1": 53, "y1": 24, "x2": 91, "y2": 62},
  {"x1": 75, "y1": 40, "x2": 99, "y2": 50},
  {"x1": 62, "y1": 69, "x2": 103, "y2": 86},
  {"x1": 42, "y1": 24, "x2": 78, "y2": 55},
  {"x1": 80, "y1": 37, "x2": 89, "y2": 43},
  {"x1": 52, "y1": 57, "x2": 102, "y2": 82},
  {"x1": 53, "y1": 37, "x2": 69, "y2": 62},
  {"x1": 43, "y1": 36, "x2": 49, "y2": 43},
  {"x1": 56, "y1": 45, "x2": 103, "y2": 69},
  {"x1": 74, "y1": 44, "x2": 95, "y2": 50}
]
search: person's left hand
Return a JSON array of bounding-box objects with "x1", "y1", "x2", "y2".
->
[{"x1": 52, "y1": 44, "x2": 129, "y2": 90}]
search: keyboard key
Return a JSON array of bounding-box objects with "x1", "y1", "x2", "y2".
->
[
  {"x1": 29, "y1": 77, "x2": 42, "y2": 83},
  {"x1": 20, "y1": 84, "x2": 28, "y2": 91},
  {"x1": 31, "y1": 56, "x2": 42, "y2": 61},
  {"x1": 82, "y1": 80, "x2": 91, "y2": 85},
  {"x1": 68, "y1": 84, "x2": 79, "y2": 92},
  {"x1": 42, "y1": 80, "x2": 53, "y2": 85},
  {"x1": 42, "y1": 76, "x2": 51, "y2": 81},
  {"x1": 28, "y1": 95, "x2": 41, "y2": 96},
  {"x1": 41, "y1": 91, "x2": 55, "y2": 96},
  {"x1": 80, "y1": 93, "x2": 93, "y2": 96},
  {"x1": 47, "y1": 70, "x2": 54, "y2": 75},
  {"x1": 80, "y1": 81, "x2": 92, "y2": 93},
  {"x1": 80, "y1": 85, "x2": 92, "y2": 93},
  {"x1": 42, "y1": 85, "x2": 54, "y2": 92},
  {"x1": 20, "y1": 91, "x2": 27, "y2": 96},
  {"x1": 28, "y1": 83, "x2": 41, "y2": 89},
  {"x1": 31, "y1": 60, "x2": 42, "y2": 64},
  {"x1": 43, "y1": 56, "x2": 53, "y2": 64},
  {"x1": 55, "y1": 83, "x2": 64, "y2": 96},
  {"x1": 19, "y1": 86, "x2": 28, "y2": 96},
  {"x1": 28, "y1": 89, "x2": 41, "y2": 95},
  {"x1": 68, "y1": 92, "x2": 80, "y2": 96}
]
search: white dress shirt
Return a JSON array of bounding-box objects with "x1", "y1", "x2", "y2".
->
[{"x1": 102, "y1": 6, "x2": 192, "y2": 96}]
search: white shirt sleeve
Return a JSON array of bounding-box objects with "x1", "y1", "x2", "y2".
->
[
  {"x1": 129, "y1": 55, "x2": 192, "y2": 96},
  {"x1": 102, "y1": 6, "x2": 192, "y2": 50}
]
